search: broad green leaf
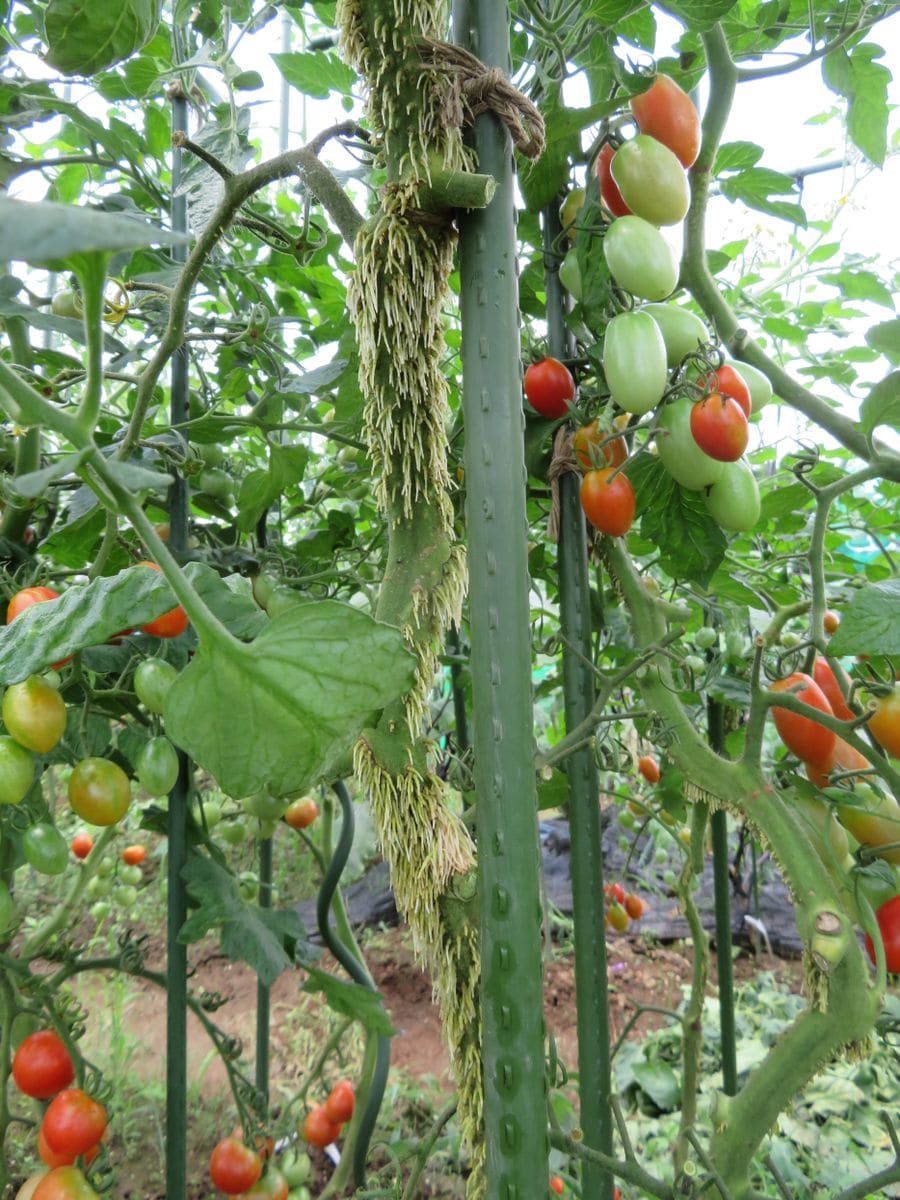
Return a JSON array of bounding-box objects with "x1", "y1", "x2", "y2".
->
[
  {"x1": 660, "y1": 0, "x2": 737, "y2": 31},
  {"x1": 820, "y1": 269, "x2": 895, "y2": 311},
  {"x1": 163, "y1": 600, "x2": 417, "y2": 799},
  {"x1": 281, "y1": 359, "x2": 348, "y2": 397},
  {"x1": 860, "y1": 371, "x2": 900, "y2": 436},
  {"x1": 719, "y1": 168, "x2": 806, "y2": 227},
  {"x1": 828, "y1": 579, "x2": 900, "y2": 655},
  {"x1": 866, "y1": 319, "x2": 900, "y2": 364},
  {"x1": 537, "y1": 769, "x2": 569, "y2": 812},
  {"x1": 271, "y1": 50, "x2": 355, "y2": 99},
  {"x1": 633, "y1": 1059, "x2": 681, "y2": 1109},
  {"x1": 519, "y1": 135, "x2": 573, "y2": 212},
  {"x1": 303, "y1": 967, "x2": 396, "y2": 1036},
  {"x1": 759, "y1": 483, "x2": 811, "y2": 520},
  {"x1": 44, "y1": 0, "x2": 162, "y2": 75},
  {"x1": 713, "y1": 140, "x2": 764, "y2": 174},
  {"x1": 629, "y1": 455, "x2": 727, "y2": 588},
  {"x1": 823, "y1": 44, "x2": 889, "y2": 165},
  {"x1": 0, "y1": 196, "x2": 187, "y2": 266},
  {"x1": 11, "y1": 450, "x2": 91, "y2": 499},
  {"x1": 102, "y1": 460, "x2": 172, "y2": 493}
]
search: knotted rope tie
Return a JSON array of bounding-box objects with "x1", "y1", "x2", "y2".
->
[
  {"x1": 418, "y1": 38, "x2": 545, "y2": 161},
  {"x1": 546, "y1": 423, "x2": 581, "y2": 543}
]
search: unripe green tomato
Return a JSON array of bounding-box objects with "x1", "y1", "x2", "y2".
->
[
  {"x1": 558, "y1": 249, "x2": 583, "y2": 300},
  {"x1": 684, "y1": 654, "x2": 705, "y2": 673},
  {"x1": 120, "y1": 864, "x2": 143, "y2": 887},
  {"x1": 134, "y1": 658, "x2": 178, "y2": 714},
  {"x1": 694, "y1": 627, "x2": 718, "y2": 649},
  {"x1": 22, "y1": 822, "x2": 68, "y2": 875},
  {"x1": 725, "y1": 631, "x2": 746, "y2": 660},
  {"x1": 610, "y1": 134, "x2": 690, "y2": 226},
  {"x1": 656, "y1": 397, "x2": 724, "y2": 490},
  {"x1": 0, "y1": 879, "x2": 13, "y2": 932},
  {"x1": 725, "y1": 358, "x2": 772, "y2": 412},
  {"x1": 780, "y1": 631, "x2": 802, "y2": 649},
  {"x1": 617, "y1": 835, "x2": 630, "y2": 853},
  {"x1": 0, "y1": 736, "x2": 35, "y2": 805},
  {"x1": 239, "y1": 872, "x2": 259, "y2": 901},
  {"x1": 137, "y1": 735, "x2": 179, "y2": 797},
  {"x1": 50, "y1": 289, "x2": 83, "y2": 318},
  {"x1": 642, "y1": 303, "x2": 708, "y2": 367},
  {"x1": 654, "y1": 846, "x2": 669, "y2": 865},
  {"x1": 288, "y1": 1189, "x2": 311, "y2": 1200},
  {"x1": 197, "y1": 443, "x2": 224, "y2": 468},
  {"x1": 201, "y1": 799, "x2": 223, "y2": 828},
  {"x1": 619, "y1": 810, "x2": 636, "y2": 831},
  {"x1": 242, "y1": 790, "x2": 289, "y2": 822},
  {"x1": 96, "y1": 855, "x2": 116, "y2": 878},
  {"x1": 663, "y1": 868, "x2": 677, "y2": 886},
  {"x1": 113, "y1": 883, "x2": 138, "y2": 907},
  {"x1": 218, "y1": 819, "x2": 247, "y2": 846},
  {"x1": 87, "y1": 875, "x2": 113, "y2": 900},
  {"x1": 603, "y1": 216, "x2": 678, "y2": 301},
  {"x1": 198, "y1": 467, "x2": 234, "y2": 502},
  {"x1": 252, "y1": 818, "x2": 278, "y2": 841},
  {"x1": 90, "y1": 901, "x2": 111, "y2": 923},
  {"x1": 603, "y1": 310, "x2": 668, "y2": 415},
  {"x1": 41, "y1": 669, "x2": 62, "y2": 690},
  {"x1": 703, "y1": 458, "x2": 761, "y2": 532},
  {"x1": 280, "y1": 1149, "x2": 312, "y2": 1187}
]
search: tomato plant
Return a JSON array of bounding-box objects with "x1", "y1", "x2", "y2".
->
[
  {"x1": 595, "y1": 142, "x2": 631, "y2": 217},
  {"x1": 868, "y1": 685, "x2": 900, "y2": 758},
  {"x1": 69, "y1": 833, "x2": 93, "y2": 860},
  {"x1": 209, "y1": 1136, "x2": 263, "y2": 1195},
  {"x1": 41, "y1": 1089, "x2": 107, "y2": 1157},
  {"x1": 523, "y1": 357, "x2": 575, "y2": 419},
  {"x1": 602, "y1": 215, "x2": 678, "y2": 301},
  {"x1": 136, "y1": 563, "x2": 189, "y2": 639},
  {"x1": 301, "y1": 1104, "x2": 341, "y2": 1148},
  {"x1": 580, "y1": 468, "x2": 635, "y2": 537},
  {"x1": 23, "y1": 824, "x2": 69, "y2": 876},
  {"x1": 324, "y1": 1079, "x2": 355, "y2": 1124},
  {"x1": 610, "y1": 134, "x2": 690, "y2": 226},
  {"x1": 133, "y1": 658, "x2": 178, "y2": 714},
  {"x1": 770, "y1": 673, "x2": 836, "y2": 766},
  {"x1": 68, "y1": 758, "x2": 131, "y2": 826},
  {"x1": 12, "y1": 1030, "x2": 75, "y2": 1099},
  {"x1": 630, "y1": 74, "x2": 701, "y2": 167},
  {"x1": 1, "y1": 676, "x2": 67, "y2": 754},
  {"x1": 689, "y1": 393, "x2": 749, "y2": 462},
  {"x1": 864, "y1": 894, "x2": 900, "y2": 974},
  {"x1": 0, "y1": 735, "x2": 35, "y2": 805},
  {"x1": 602, "y1": 310, "x2": 667, "y2": 415},
  {"x1": 284, "y1": 796, "x2": 319, "y2": 830}
]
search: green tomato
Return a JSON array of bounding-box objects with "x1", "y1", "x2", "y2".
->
[
  {"x1": 0, "y1": 736, "x2": 35, "y2": 805},
  {"x1": 120, "y1": 864, "x2": 143, "y2": 887},
  {"x1": 239, "y1": 872, "x2": 259, "y2": 901},
  {"x1": 0, "y1": 880, "x2": 13, "y2": 932},
  {"x1": 619, "y1": 810, "x2": 636, "y2": 831},
  {"x1": 703, "y1": 458, "x2": 760, "y2": 532},
  {"x1": 198, "y1": 467, "x2": 234, "y2": 502},
  {"x1": 86, "y1": 875, "x2": 113, "y2": 899},
  {"x1": 242, "y1": 790, "x2": 289, "y2": 822},
  {"x1": 50, "y1": 289, "x2": 83, "y2": 318},
  {"x1": 90, "y1": 900, "x2": 111, "y2": 923},
  {"x1": 134, "y1": 658, "x2": 178, "y2": 715},
  {"x1": 558, "y1": 249, "x2": 583, "y2": 300},
  {"x1": 136, "y1": 735, "x2": 179, "y2": 797},
  {"x1": 610, "y1": 134, "x2": 690, "y2": 226},
  {"x1": 113, "y1": 883, "x2": 138, "y2": 907},
  {"x1": 280, "y1": 1149, "x2": 312, "y2": 1187},
  {"x1": 663, "y1": 868, "x2": 677, "y2": 886},
  {"x1": 603, "y1": 216, "x2": 678, "y2": 302},
  {"x1": 694, "y1": 626, "x2": 718, "y2": 650},
  {"x1": 41, "y1": 669, "x2": 62, "y2": 691},
  {"x1": 200, "y1": 798, "x2": 223, "y2": 828},
  {"x1": 725, "y1": 358, "x2": 772, "y2": 413},
  {"x1": 617, "y1": 835, "x2": 630, "y2": 853},
  {"x1": 22, "y1": 823, "x2": 68, "y2": 875},
  {"x1": 96, "y1": 855, "x2": 115, "y2": 878},
  {"x1": 603, "y1": 310, "x2": 668, "y2": 415},
  {"x1": 642, "y1": 303, "x2": 709, "y2": 367},
  {"x1": 252, "y1": 818, "x2": 278, "y2": 841},
  {"x1": 218, "y1": 819, "x2": 247, "y2": 846},
  {"x1": 684, "y1": 654, "x2": 706, "y2": 672},
  {"x1": 288, "y1": 1190, "x2": 311, "y2": 1200},
  {"x1": 655, "y1": 397, "x2": 724, "y2": 490},
  {"x1": 725, "y1": 631, "x2": 746, "y2": 660},
  {"x1": 654, "y1": 846, "x2": 669, "y2": 865}
]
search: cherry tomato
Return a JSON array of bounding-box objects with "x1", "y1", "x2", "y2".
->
[
  {"x1": 134, "y1": 658, "x2": 178, "y2": 714},
  {"x1": 136, "y1": 735, "x2": 179, "y2": 797},
  {"x1": 549, "y1": 1178, "x2": 564, "y2": 1196},
  {"x1": 23, "y1": 824, "x2": 69, "y2": 876},
  {"x1": 864, "y1": 894, "x2": 900, "y2": 974},
  {"x1": 122, "y1": 844, "x2": 147, "y2": 866},
  {"x1": 656, "y1": 397, "x2": 724, "y2": 490},
  {"x1": 580, "y1": 468, "x2": 635, "y2": 537},
  {"x1": 523, "y1": 358, "x2": 575, "y2": 420},
  {"x1": 68, "y1": 758, "x2": 131, "y2": 826},
  {"x1": 837, "y1": 785, "x2": 900, "y2": 866},
  {"x1": 0, "y1": 735, "x2": 35, "y2": 805},
  {"x1": 868, "y1": 685, "x2": 900, "y2": 758},
  {"x1": 12, "y1": 1030, "x2": 75, "y2": 1099},
  {"x1": 595, "y1": 143, "x2": 631, "y2": 217},
  {"x1": 701, "y1": 364, "x2": 752, "y2": 418},
  {"x1": 50, "y1": 290, "x2": 84, "y2": 318},
  {"x1": 805, "y1": 737, "x2": 869, "y2": 790},
  {"x1": 278, "y1": 1149, "x2": 311, "y2": 1187},
  {"x1": 811, "y1": 657, "x2": 854, "y2": 722},
  {"x1": 41, "y1": 1089, "x2": 107, "y2": 1157},
  {"x1": 284, "y1": 797, "x2": 319, "y2": 830},
  {"x1": 573, "y1": 421, "x2": 627, "y2": 472},
  {"x1": 630, "y1": 74, "x2": 701, "y2": 168},
  {"x1": 690, "y1": 393, "x2": 748, "y2": 462},
  {"x1": 603, "y1": 216, "x2": 678, "y2": 301},
  {"x1": 607, "y1": 882, "x2": 625, "y2": 904},
  {"x1": 607, "y1": 903, "x2": 629, "y2": 932},
  {"x1": 770, "y1": 673, "x2": 836, "y2": 766},
  {"x1": 301, "y1": 1104, "x2": 341, "y2": 1148},
  {"x1": 603, "y1": 310, "x2": 668, "y2": 416},
  {"x1": 32, "y1": 1166, "x2": 100, "y2": 1200},
  {"x1": 70, "y1": 833, "x2": 93, "y2": 860},
  {"x1": 625, "y1": 893, "x2": 645, "y2": 920},
  {"x1": 137, "y1": 562, "x2": 189, "y2": 639},
  {"x1": 37, "y1": 1125, "x2": 99, "y2": 1169},
  {"x1": 823, "y1": 610, "x2": 840, "y2": 635},
  {"x1": 209, "y1": 1136, "x2": 263, "y2": 1195},
  {"x1": 2, "y1": 675, "x2": 67, "y2": 754},
  {"x1": 324, "y1": 1080, "x2": 355, "y2": 1124},
  {"x1": 235, "y1": 1167, "x2": 289, "y2": 1200},
  {"x1": 559, "y1": 187, "x2": 585, "y2": 241},
  {"x1": 643, "y1": 303, "x2": 707, "y2": 367},
  {"x1": 6, "y1": 587, "x2": 71, "y2": 669},
  {"x1": 703, "y1": 458, "x2": 760, "y2": 532},
  {"x1": 638, "y1": 755, "x2": 660, "y2": 783},
  {"x1": 610, "y1": 134, "x2": 690, "y2": 226}
]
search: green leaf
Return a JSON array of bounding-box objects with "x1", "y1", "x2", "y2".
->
[
  {"x1": 629, "y1": 456, "x2": 727, "y2": 587},
  {"x1": 187, "y1": 564, "x2": 267, "y2": 641},
  {"x1": 760, "y1": 483, "x2": 811, "y2": 520},
  {"x1": 820, "y1": 269, "x2": 895, "y2": 311},
  {"x1": 519, "y1": 136, "x2": 573, "y2": 212},
  {"x1": 179, "y1": 855, "x2": 311, "y2": 985},
  {"x1": 0, "y1": 197, "x2": 187, "y2": 267},
  {"x1": 713, "y1": 140, "x2": 763, "y2": 174},
  {"x1": 719, "y1": 168, "x2": 806, "y2": 227},
  {"x1": 660, "y1": 0, "x2": 737, "y2": 31},
  {"x1": 827, "y1": 579, "x2": 900, "y2": 655},
  {"x1": 104, "y1": 460, "x2": 172, "y2": 492},
  {"x1": 163, "y1": 600, "x2": 417, "y2": 799},
  {"x1": 44, "y1": 0, "x2": 162, "y2": 75},
  {"x1": 271, "y1": 50, "x2": 355, "y2": 99},
  {"x1": 860, "y1": 372, "x2": 900, "y2": 436},
  {"x1": 537, "y1": 769, "x2": 569, "y2": 812},
  {"x1": 823, "y1": 45, "x2": 889, "y2": 165},
  {"x1": 866, "y1": 319, "x2": 900, "y2": 365},
  {"x1": 633, "y1": 1059, "x2": 681, "y2": 1109},
  {"x1": 303, "y1": 967, "x2": 396, "y2": 1036},
  {"x1": 11, "y1": 450, "x2": 91, "y2": 499}
]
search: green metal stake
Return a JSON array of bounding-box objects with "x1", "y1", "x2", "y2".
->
[
  {"x1": 708, "y1": 698, "x2": 738, "y2": 1094},
  {"x1": 544, "y1": 203, "x2": 615, "y2": 1198},
  {"x1": 256, "y1": 836, "x2": 272, "y2": 1108},
  {"x1": 166, "y1": 91, "x2": 190, "y2": 1200},
  {"x1": 454, "y1": 4, "x2": 548, "y2": 1197}
]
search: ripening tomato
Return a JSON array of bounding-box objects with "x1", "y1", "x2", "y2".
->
[
  {"x1": 32, "y1": 1166, "x2": 100, "y2": 1200},
  {"x1": 37, "y1": 1126, "x2": 99, "y2": 1169},
  {"x1": 607, "y1": 903, "x2": 629, "y2": 932},
  {"x1": 701, "y1": 364, "x2": 752, "y2": 418},
  {"x1": 805, "y1": 737, "x2": 870, "y2": 790},
  {"x1": 210, "y1": 1136, "x2": 263, "y2": 1195},
  {"x1": 603, "y1": 216, "x2": 678, "y2": 301},
  {"x1": 12, "y1": 1030, "x2": 75, "y2": 1099},
  {"x1": 0, "y1": 735, "x2": 35, "y2": 805},
  {"x1": 301, "y1": 1105, "x2": 341, "y2": 1148},
  {"x1": 811, "y1": 657, "x2": 854, "y2": 722},
  {"x1": 284, "y1": 797, "x2": 318, "y2": 830},
  {"x1": 6, "y1": 587, "x2": 72, "y2": 670},
  {"x1": 864, "y1": 894, "x2": 900, "y2": 974},
  {"x1": 690, "y1": 393, "x2": 748, "y2": 462},
  {"x1": 595, "y1": 143, "x2": 631, "y2": 217},
  {"x1": 603, "y1": 310, "x2": 668, "y2": 416},
  {"x1": 324, "y1": 1080, "x2": 355, "y2": 1124},
  {"x1": 770, "y1": 673, "x2": 836, "y2": 766},
  {"x1": 610, "y1": 134, "x2": 690, "y2": 226},
  {"x1": 630, "y1": 74, "x2": 701, "y2": 168},
  {"x1": 725, "y1": 358, "x2": 772, "y2": 413},
  {"x1": 2, "y1": 675, "x2": 67, "y2": 754},
  {"x1": 573, "y1": 420, "x2": 627, "y2": 471},
  {"x1": 68, "y1": 758, "x2": 131, "y2": 826},
  {"x1": 638, "y1": 755, "x2": 660, "y2": 783},
  {"x1": 41, "y1": 1089, "x2": 107, "y2": 1157},
  {"x1": 642, "y1": 303, "x2": 708, "y2": 367},
  {"x1": 122, "y1": 844, "x2": 147, "y2": 866},
  {"x1": 580, "y1": 469, "x2": 635, "y2": 537},
  {"x1": 868, "y1": 685, "x2": 900, "y2": 758},
  {"x1": 823, "y1": 610, "x2": 840, "y2": 635},
  {"x1": 703, "y1": 458, "x2": 760, "y2": 532},
  {"x1": 559, "y1": 187, "x2": 585, "y2": 242},
  {"x1": 625, "y1": 893, "x2": 645, "y2": 920},
  {"x1": 137, "y1": 562, "x2": 189, "y2": 639},
  {"x1": 70, "y1": 833, "x2": 93, "y2": 860},
  {"x1": 523, "y1": 358, "x2": 576, "y2": 419},
  {"x1": 655, "y1": 397, "x2": 724, "y2": 490},
  {"x1": 838, "y1": 785, "x2": 900, "y2": 866},
  {"x1": 549, "y1": 1178, "x2": 564, "y2": 1196}
]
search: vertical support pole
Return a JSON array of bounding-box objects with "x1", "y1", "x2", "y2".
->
[
  {"x1": 708, "y1": 698, "x2": 737, "y2": 1094},
  {"x1": 256, "y1": 836, "x2": 272, "y2": 1108},
  {"x1": 166, "y1": 91, "x2": 190, "y2": 1200},
  {"x1": 453, "y1": 4, "x2": 548, "y2": 1198},
  {"x1": 544, "y1": 205, "x2": 614, "y2": 1198}
]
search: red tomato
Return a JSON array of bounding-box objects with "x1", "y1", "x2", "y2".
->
[
  {"x1": 812, "y1": 657, "x2": 854, "y2": 722},
  {"x1": 638, "y1": 755, "x2": 660, "y2": 784},
  {"x1": 70, "y1": 834, "x2": 93, "y2": 861},
  {"x1": 523, "y1": 358, "x2": 575, "y2": 419},
  {"x1": 12, "y1": 1031, "x2": 75, "y2": 1100},
  {"x1": 580, "y1": 468, "x2": 635, "y2": 537},
  {"x1": 690, "y1": 394, "x2": 748, "y2": 462},
  {"x1": 302, "y1": 1105, "x2": 341, "y2": 1148},
  {"x1": 324, "y1": 1080, "x2": 355, "y2": 1124},
  {"x1": 37, "y1": 1126, "x2": 99, "y2": 1169},
  {"x1": 32, "y1": 1166, "x2": 100, "y2": 1200},
  {"x1": 607, "y1": 882, "x2": 625, "y2": 905},
  {"x1": 701, "y1": 364, "x2": 752, "y2": 419},
  {"x1": 868, "y1": 686, "x2": 900, "y2": 758},
  {"x1": 41, "y1": 1089, "x2": 107, "y2": 1157},
  {"x1": 121, "y1": 844, "x2": 146, "y2": 866},
  {"x1": 805, "y1": 737, "x2": 870, "y2": 789},
  {"x1": 6, "y1": 587, "x2": 71, "y2": 670},
  {"x1": 625, "y1": 893, "x2": 645, "y2": 920},
  {"x1": 630, "y1": 74, "x2": 701, "y2": 168},
  {"x1": 137, "y1": 562, "x2": 189, "y2": 639},
  {"x1": 209, "y1": 1136, "x2": 262, "y2": 1195},
  {"x1": 284, "y1": 797, "x2": 318, "y2": 830},
  {"x1": 770, "y1": 673, "x2": 836, "y2": 766},
  {"x1": 573, "y1": 421, "x2": 627, "y2": 471},
  {"x1": 864, "y1": 894, "x2": 900, "y2": 974},
  {"x1": 549, "y1": 1178, "x2": 564, "y2": 1195},
  {"x1": 595, "y1": 143, "x2": 632, "y2": 217},
  {"x1": 823, "y1": 610, "x2": 840, "y2": 635}
]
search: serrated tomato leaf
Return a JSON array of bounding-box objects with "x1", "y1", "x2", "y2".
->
[
  {"x1": 827, "y1": 579, "x2": 900, "y2": 655},
  {"x1": 303, "y1": 967, "x2": 396, "y2": 1036},
  {"x1": 628, "y1": 455, "x2": 726, "y2": 587}
]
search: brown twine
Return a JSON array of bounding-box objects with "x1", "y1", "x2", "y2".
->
[
  {"x1": 546, "y1": 424, "x2": 581, "y2": 543},
  {"x1": 418, "y1": 38, "x2": 545, "y2": 161}
]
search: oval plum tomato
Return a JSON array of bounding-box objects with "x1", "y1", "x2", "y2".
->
[
  {"x1": 823, "y1": 610, "x2": 840, "y2": 635},
  {"x1": 573, "y1": 420, "x2": 627, "y2": 472},
  {"x1": 236, "y1": 1167, "x2": 289, "y2": 1200},
  {"x1": 838, "y1": 785, "x2": 900, "y2": 866},
  {"x1": 0, "y1": 735, "x2": 35, "y2": 805},
  {"x1": 595, "y1": 143, "x2": 631, "y2": 217},
  {"x1": 689, "y1": 393, "x2": 748, "y2": 462},
  {"x1": 284, "y1": 796, "x2": 319, "y2": 830},
  {"x1": 770, "y1": 673, "x2": 836, "y2": 766},
  {"x1": 301, "y1": 1105, "x2": 341, "y2": 1148},
  {"x1": 37, "y1": 1125, "x2": 99, "y2": 1169},
  {"x1": 610, "y1": 134, "x2": 690, "y2": 226},
  {"x1": 523, "y1": 358, "x2": 575, "y2": 420},
  {"x1": 42, "y1": 1089, "x2": 107, "y2": 1157},
  {"x1": 324, "y1": 1080, "x2": 355, "y2": 1124},
  {"x1": 603, "y1": 216, "x2": 678, "y2": 301},
  {"x1": 625, "y1": 893, "x2": 645, "y2": 920},
  {"x1": 2, "y1": 675, "x2": 67, "y2": 754},
  {"x1": 32, "y1": 1166, "x2": 100, "y2": 1200},
  {"x1": 607, "y1": 881, "x2": 625, "y2": 905},
  {"x1": 70, "y1": 833, "x2": 93, "y2": 860},
  {"x1": 210, "y1": 1136, "x2": 262, "y2": 1195},
  {"x1": 812, "y1": 657, "x2": 854, "y2": 722},
  {"x1": 68, "y1": 758, "x2": 131, "y2": 826},
  {"x1": 701, "y1": 363, "x2": 752, "y2": 418},
  {"x1": 603, "y1": 310, "x2": 667, "y2": 416},
  {"x1": 868, "y1": 685, "x2": 900, "y2": 758},
  {"x1": 580, "y1": 468, "x2": 635, "y2": 537},
  {"x1": 23, "y1": 824, "x2": 69, "y2": 876},
  {"x1": 864, "y1": 894, "x2": 900, "y2": 974},
  {"x1": 122, "y1": 844, "x2": 146, "y2": 866},
  {"x1": 655, "y1": 397, "x2": 724, "y2": 490},
  {"x1": 607, "y1": 903, "x2": 629, "y2": 932},
  {"x1": 642, "y1": 303, "x2": 707, "y2": 367},
  {"x1": 630, "y1": 74, "x2": 701, "y2": 168},
  {"x1": 703, "y1": 458, "x2": 760, "y2": 532},
  {"x1": 137, "y1": 735, "x2": 179, "y2": 797},
  {"x1": 805, "y1": 737, "x2": 870, "y2": 790},
  {"x1": 137, "y1": 562, "x2": 189, "y2": 639},
  {"x1": 549, "y1": 1178, "x2": 564, "y2": 1195},
  {"x1": 12, "y1": 1030, "x2": 75, "y2": 1099},
  {"x1": 7, "y1": 587, "x2": 72, "y2": 670},
  {"x1": 557, "y1": 249, "x2": 582, "y2": 300},
  {"x1": 725, "y1": 358, "x2": 772, "y2": 412},
  {"x1": 638, "y1": 755, "x2": 660, "y2": 784},
  {"x1": 559, "y1": 187, "x2": 585, "y2": 242},
  {"x1": 133, "y1": 657, "x2": 178, "y2": 714}
]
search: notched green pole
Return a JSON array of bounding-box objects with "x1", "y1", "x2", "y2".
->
[
  {"x1": 708, "y1": 698, "x2": 737, "y2": 1094},
  {"x1": 256, "y1": 836, "x2": 272, "y2": 1108},
  {"x1": 453, "y1": 3, "x2": 548, "y2": 1197}
]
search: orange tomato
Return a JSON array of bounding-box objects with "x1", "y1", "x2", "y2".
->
[{"x1": 770, "y1": 673, "x2": 836, "y2": 766}]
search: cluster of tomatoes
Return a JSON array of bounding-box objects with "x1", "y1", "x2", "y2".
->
[
  {"x1": 604, "y1": 879, "x2": 647, "y2": 933},
  {"x1": 11, "y1": 1030, "x2": 107, "y2": 1199}
]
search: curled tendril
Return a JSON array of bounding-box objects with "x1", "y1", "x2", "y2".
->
[
  {"x1": 219, "y1": 1034, "x2": 244, "y2": 1062},
  {"x1": 198, "y1": 989, "x2": 228, "y2": 1012},
  {"x1": 82, "y1": 1067, "x2": 114, "y2": 1106},
  {"x1": 117, "y1": 929, "x2": 148, "y2": 973}
]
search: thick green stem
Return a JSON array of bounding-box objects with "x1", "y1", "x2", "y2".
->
[{"x1": 0, "y1": 318, "x2": 41, "y2": 547}]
